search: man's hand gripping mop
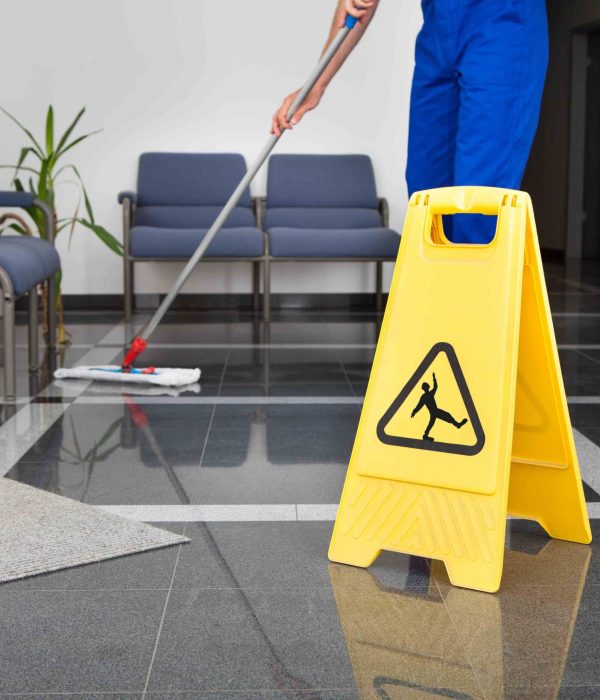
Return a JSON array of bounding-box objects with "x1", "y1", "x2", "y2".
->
[{"x1": 55, "y1": 15, "x2": 361, "y2": 388}]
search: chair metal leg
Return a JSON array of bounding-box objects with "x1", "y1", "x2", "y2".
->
[
  {"x1": 0, "y1": 274, "x2": 16, "y2": 403},
  {"x1": 122, "y1": 196, "x2": 134, "y2": 321},
  {"x1": 375, "y1": 261, "x2": 383, "y2": 312},
  {"x1": 124, "y1": 258, "x2": 134, "y2": 321},
  {"x1": 263, "y1": 254, "x2": 271, "y2": 323},
  {"x1": 252, "y1": 261, "x2": 260, "y2": 314},
  {"x1": 47, "y1": 273, "x2": 57, "y2": 350},
  {"x1": 28, "y1": 287, "x2": 39, "y2": 370},
  {"x1": 34, "y1": 199, "x2": 57, "y2": 350}
]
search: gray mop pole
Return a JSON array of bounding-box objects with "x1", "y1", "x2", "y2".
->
[{"x1": 125, "y1": 15, "x2": 360, "y2": 363}]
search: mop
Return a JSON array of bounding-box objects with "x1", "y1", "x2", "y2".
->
[{"x1": 55, "y1": 15, "x2": 360, "y2": 387}]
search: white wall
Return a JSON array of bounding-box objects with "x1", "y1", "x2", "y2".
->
[{"x1": 0, "y1": 0, "x2": 422, "y2": 296}]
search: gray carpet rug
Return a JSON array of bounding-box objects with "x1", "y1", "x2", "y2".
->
[{"x1": 0, "y1": 478, "x2": 188, "y2": 583}]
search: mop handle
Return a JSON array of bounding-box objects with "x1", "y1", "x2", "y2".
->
[{"x1": 136, "y1": 15, "x2": 359, "y2": 345}]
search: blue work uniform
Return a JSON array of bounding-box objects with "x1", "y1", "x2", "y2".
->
[{"x1": 406, "y1": 0, "x2": 549, "y2": 243}]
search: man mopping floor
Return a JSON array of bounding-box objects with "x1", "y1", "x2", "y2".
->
[{"x1": 272, "y1": 0, "x2": 549, "y2": 244}]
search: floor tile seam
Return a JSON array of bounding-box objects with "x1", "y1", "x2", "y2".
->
[
  {"x1": 97, "y1": 343, "x2": 379, "y2": 349},
  {"x1": 575, "y1": 349, "x2": 600, "y2": 366},
  {"x1": 216, "y1": 347, "x2": 230, "y2": 395},
  {"x1": 438, "y1": 587, "x2": 489, "y2": 698},
  {"x1": 141, "y1": 688, "x2": 361, "y2": 695},
  {"x1": 69, "y1": 394, "x2": 600, "y2": 405},
  {"x1": 5, "y1": 581, "x2": 593, "y2": 592},
  {"x1": 0, "y1": 587, "x2": 175, "y2": 594},
  {"x1": 0, "y1": 693, "x2": 145, "y2": 697},
  {"x1": 195, "y1": 401, "x2": 219, "y2": 477},
  {"x1": 142, "y1": 540, "x2": 185, "y2": 697},
  {"x1": 88, "y1": 503, "x2": 600, "y2": 520},
  {"x1": 334, "y1": 345, "x2": 359, "y2": 402},
  {"x1": 15, "y1": 342, "x2": 95, "y2": 349},
  {"x1": 61, "y1": 341, "x2": 600, "y2": 350},
  {"x1": 552, "y1": 312, "x2": 600, "y2": 317},
  {"x1": 562, "y1": 278, "x2": 600, "y2": 294}
]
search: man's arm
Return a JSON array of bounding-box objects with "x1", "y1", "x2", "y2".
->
[
  {"x1": 411, "y1": 396, "x2": 425, "y2": 418},
  {"x1": 271, "y1": 0, "x2": 380, "y2": 136},
  {"x1": 432, "y1": 373, "x2": 438, "y2": 396}
]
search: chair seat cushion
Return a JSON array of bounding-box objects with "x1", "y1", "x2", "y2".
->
[
  {"x1": 5, "y1": 236, "x2": 61, "y2": 279},
  {"x1": 0, "y1": 237, "x2": 60, "y2": 296},
  {"x1": 130, "y1": 226, "x2": 264, "y2": 259},
  {"x1": 267, "y1": 227, "x2": 400, "y2": 259}
]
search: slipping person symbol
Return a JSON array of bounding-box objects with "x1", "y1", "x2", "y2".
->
[{"x1": 411, "y1": 372, "x2": 468, "y2": 442}]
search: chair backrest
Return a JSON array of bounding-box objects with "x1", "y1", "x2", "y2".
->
[
  {"x1": 133, "y1": 153, "x2": 255, "y2": 228},
  {"x1": 264, "y1": 154, "x2": 383, "y2": 229}
]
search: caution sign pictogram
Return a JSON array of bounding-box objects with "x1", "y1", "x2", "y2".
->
[
  {"x1": 377, "y1": 342, "x2": 485, "y2": 456},
  {"x1": 329, "y1": 187, "x2": 591, "y2": 593}
]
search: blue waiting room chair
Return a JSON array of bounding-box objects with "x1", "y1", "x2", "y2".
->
[
  {"x1": 260, "y1": 154, "x2": 400, "y2": 320},
  {"x1": 119, "y1": 153, "x2": 266, "y2": 319},
  {"x1": 0, "y1": 192, "x2": 59, "y2": 402}
]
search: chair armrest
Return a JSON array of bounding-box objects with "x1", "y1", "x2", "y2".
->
[
  {"x1": 378, "y1": 198, "x2": 390, "y2": 227},
  {"x1": 118, "y1": 191, "x2": 137, "y2": 205},
  {"x1": 0, "y1": 191, "x2": 36, "y2": 208},
  {"x1": 0, "y1": 193, "x2": 55, "y2": 246}
]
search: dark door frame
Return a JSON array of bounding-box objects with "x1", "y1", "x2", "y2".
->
[{"x1": 567, "y1": 22, "x2": 600, "y2": 259}]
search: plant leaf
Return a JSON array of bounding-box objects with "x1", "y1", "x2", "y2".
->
[
  {"x1": 54, "y1": 107, "x2": 85, "y2": 157},
  {"x1": 57, "y1": 164, "x2": 93, "y2": 221},
  {"x1": 0, "y1": 164, "x2": 41, "y2": 176},
  {"x1": 45, "y1": 105, "x2": 54, "y2": 156},
  {"x1": 58, "y1": 129, "x2": 102, "y2": 159},
  {"x1": 68, "y1": 198, "x2": 81, "y2": 248},
  {"x1": 14, "y1": 147, "x2": 36, "y2": 180},
  {"x1": 38, "y1": 158, "x2": 49, "y2": 202},
  {"x1": 0, "y1": 106, "x2": 44, "y2": 157},
  {"x1": 56, "y1": 221, "x2": 74, "y2": 234},
  {"x1": 77, "y1": 219, "x2": 123, "y2": 256},
  {"x1": 4, "y1": 223, "x2": 29, "y2": 235}
]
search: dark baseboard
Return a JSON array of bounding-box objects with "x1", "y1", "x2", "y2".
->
[
  {"x1": 48, "y1": 293, "x2": 385, "y2": 313},
  {"x1": 15, "y1": 247, "x2": 566, "y2": 313}
]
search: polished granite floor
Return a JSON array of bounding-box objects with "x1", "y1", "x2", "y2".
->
[{"x1": 1, "y1": 260, "x2": 600, "y2": 698}]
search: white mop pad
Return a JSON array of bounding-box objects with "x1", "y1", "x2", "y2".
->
[
  {"x1": 54, "y1": 366, "x2": 201, "y2": 387},
  {"x1": 53, "y1": 378, "x2": 201, "y2": 397}
]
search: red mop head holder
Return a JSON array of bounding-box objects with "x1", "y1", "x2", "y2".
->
[{"x1": 122, "y1": 336, "x2": 148, "y2": 370}]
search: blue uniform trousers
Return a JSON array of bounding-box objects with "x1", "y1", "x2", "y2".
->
[{"x1": 406, "y1": 0, "x2": 549, "y2": 243}]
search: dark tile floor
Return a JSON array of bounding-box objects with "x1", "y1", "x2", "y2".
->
[{"x1": 0, "y1": 260, "x2": 600, "y2": 698}]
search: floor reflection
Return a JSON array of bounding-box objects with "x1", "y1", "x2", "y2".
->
[{"x1": 330, "y1": 538, "x2": 591, "y2": 699}]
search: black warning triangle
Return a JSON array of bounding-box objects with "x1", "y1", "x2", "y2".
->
[{"x1": 376, "y1": 342, "x2": 485, "y2": 456}]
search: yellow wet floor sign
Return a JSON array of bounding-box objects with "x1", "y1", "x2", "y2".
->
[{"x1": 329, "y1": 186, "x2": 591, "y2": 593}]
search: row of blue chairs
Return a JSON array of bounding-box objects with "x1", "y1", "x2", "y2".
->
[
  {"x1": 0, "y1": 153, "x2": 397, "y2": 401},
  {"x1": 119, "y1": 153, "x2": 400, "y2": 320},
  {"x1": 0, "y1": 192, "x2": 58, "y2": 402}
]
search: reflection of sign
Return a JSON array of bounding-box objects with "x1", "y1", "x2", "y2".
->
[
  {"x1": 330, "y1": 539, "x2": 590, "y2": 700},
  {"x1": 329, "y1": 564, "x2": 481, "y2": 700},
  {"x1": 330, "y1": 187, "x2": 591, "y2": 593},
  {"x1": 377, "y1": 342, "x2": 485, "y2": 456}
]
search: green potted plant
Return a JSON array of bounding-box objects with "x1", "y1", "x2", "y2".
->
[{"x1": 0, "y1": 105, "x2": 123, "y2": 344}]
